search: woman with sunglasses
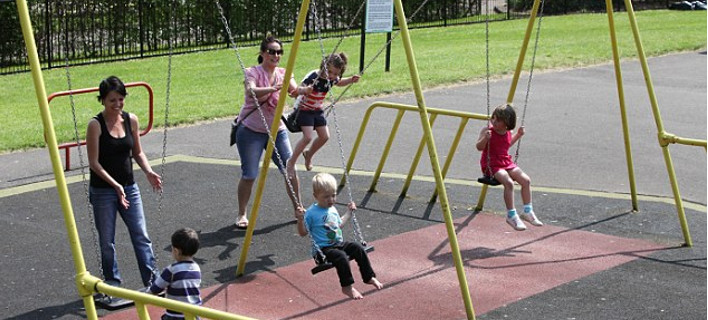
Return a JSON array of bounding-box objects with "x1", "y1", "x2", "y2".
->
[{"x1": 233, "y1": 36, "x2": 303, "y2": 229}]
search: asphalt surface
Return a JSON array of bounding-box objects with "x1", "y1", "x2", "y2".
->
[{"x1": 0, "y1": 52, "x2": 705, "y2": 319}]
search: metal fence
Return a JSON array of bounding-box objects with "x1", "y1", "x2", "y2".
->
[{"x1": 0, "y1": 0, "x2": 667, "y2": 75}]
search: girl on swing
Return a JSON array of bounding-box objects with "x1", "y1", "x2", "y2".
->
[
  {"x1": 286, "y1": 53, "x2": 360, "y2": 174},
  {"x1": 475, "y1": 104, "x2": 543, "y2": 231}
]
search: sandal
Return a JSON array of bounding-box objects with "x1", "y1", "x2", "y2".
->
[
  {"x1": 303, "y1": 150, "x2": 313, "y2": 171},
  {"x1": 235, "y1": 215, "x2": 249, "y2": 229}
]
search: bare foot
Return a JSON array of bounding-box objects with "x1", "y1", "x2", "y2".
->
[
  {"x1": 302, "y1": 150, "x2": 313, "y2": 171},
  {"x1": 366, "y1": 278, "x2": 384, "y2": 290},
  {"x1": 342, "y1": 286, "x2": 363, "y2": 300}
]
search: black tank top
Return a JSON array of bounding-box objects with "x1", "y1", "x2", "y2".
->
[{"x1": 90, "y1": 111, "x2": 135, "y2": 188}]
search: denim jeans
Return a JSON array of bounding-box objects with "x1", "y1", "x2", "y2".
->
[
  {"x1": 90, "y1": 183, "x2": 157, "y2": 287},
  {"x1": 235, "y1": 125, "x2": 292, "y2": 180}
]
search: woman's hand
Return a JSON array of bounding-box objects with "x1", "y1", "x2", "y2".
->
[
  {"x1": 146, "y1": 171, "x2": 163, "y2": 193},
  {"x1": 294, "y1": 206, "x2": 305, "y2": 220},
  {"x1": 115, "y1": 185, "x2": 130, "y2": 209}
]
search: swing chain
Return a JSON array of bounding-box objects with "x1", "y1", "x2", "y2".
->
[
  {"x1": 483, "y1": 0, "x2": 493, "y2": 177},
  {"x1": 331, "y1": 108, "x2": 366, "y2": 244},
  {"x1": 151, "y1": 0, "x2": 179, "y2": 287},
  {"x1": 60, "y1": 0, "x2": 104, "y2": 282},
  {"x1": 514, "y1": 0, "x2": 545, "y2": 164},
  {"x1": 310, "y1": 0, "x2": 366, "y2": 245}
]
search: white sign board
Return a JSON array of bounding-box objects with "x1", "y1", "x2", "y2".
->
[{"x1": 365, "y1": 0, "x2": 394, "y2": 33}]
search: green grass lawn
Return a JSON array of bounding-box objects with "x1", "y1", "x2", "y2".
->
[{"x1": 0, "y1": 10, "x2": 705, "y2": 153}]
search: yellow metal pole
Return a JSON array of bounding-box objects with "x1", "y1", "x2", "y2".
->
[
  {"x1": 401, "y1": 114, "x2": 438, "y2": 197},
  {"x1": 659, "y1": 133, "x2": 707, "y2": 148},
  {"x1": 135, "y1": 302, "x2": 150, "y2": 319},
  {"x1": 393, "y1": 0, "x2": 475, "y2": 318},
  {"x1": 430, "y1": 118, "x2": 469, "y2": 203},
  {"x1": 368, "y1": 109, "x2": 406, "y2": 192},
  {"x1": 623, "y1": 0, "x2": 691, "y2": 246},
  {"x1": 605, "y1": 0, "x2": 639, "y2": 211},
  {"x1": 92, "y1": 278, "x2": 258, "y2": 320},
  {"x1": 340, "y1": 104, "x2": 374, "y2": 189},
  {"x1": 15, "y1": 1, "x2": 98, "y2": 318},
  {"x1": 236, "y1": 0, "x2": 311, "y2": 276},
  {"x1": 505, "y1": 0, "x2": 541, "y2": 104},
  {"x1": 475, "y1": 184, "x2": 489, "y2": 211}
]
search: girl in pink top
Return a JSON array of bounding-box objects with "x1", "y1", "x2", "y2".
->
[{"x1": 476, "y1": 104, "x2": 543, "y2": 231}]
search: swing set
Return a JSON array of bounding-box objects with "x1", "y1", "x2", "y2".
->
[{"x1": 12, "y1": 0, "x2": 705, "y2": 318}]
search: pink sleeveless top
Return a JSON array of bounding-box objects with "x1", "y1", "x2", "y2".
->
[
  {"x1": 239, "y1": 65, "x2": 289, "y2": 133},
  {"x1": 480, "y1": 126, "x2": 517, "y2": 175}
]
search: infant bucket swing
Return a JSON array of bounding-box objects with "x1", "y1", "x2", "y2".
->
[{"x1": 477, "y1": 0, "x2": 544, "y2": 186}]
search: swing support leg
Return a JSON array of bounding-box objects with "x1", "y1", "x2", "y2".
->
[
  {"x1": 236, "y1": 0, "x2": 312, "y2": 276},
  {"x1": 393, "y1": 0, "x2": 476, "y2": 318},
  {"x1": 16, "y1": 0, "x2": 100, "y2": 318},
  {"x1": 475, "y1": 184, "x2": 490, "y2": 212}
]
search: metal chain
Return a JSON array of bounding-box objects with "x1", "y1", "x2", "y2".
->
[
  {"x1": 151, "y1": 0, "x2": 179, "y2": 286},
  {"x1": 310, "y1": 0, "x2": 366, "y2": 245},
  {"x1": 60, "y1": 0, "x2": 104, "y2": 283},
  {"x1": 513, "y1": 0, "x2": 545, "y2": 164},
  {"x1": 331, "y1": 107, "x2": 365, "y2": 244},
  {"x1": 214, "y1": 0, "x2": 302, "y2": 210},
  {"x1": 483, "y1": 0, "x2": 493, "y2": 177}
]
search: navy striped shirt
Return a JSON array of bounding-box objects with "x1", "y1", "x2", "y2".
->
[{"x1": 149, "y1": 260, "x2": 202, "y2": 318}]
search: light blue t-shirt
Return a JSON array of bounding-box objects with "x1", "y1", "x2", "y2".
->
[{"x1": 304, "y1": 203, "x2": 343, "y2": 253}]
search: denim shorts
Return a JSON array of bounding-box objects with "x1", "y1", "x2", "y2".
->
[
  {"x1": 297, "y1": 109, "x2": 327, "y2": 127},
  {"x1": 235, "y1": 125, "x2": 292, "y2": 180}
]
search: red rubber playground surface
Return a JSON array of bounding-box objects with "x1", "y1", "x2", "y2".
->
[{"x1": 102, "y1": 213, "x2": 665, "y2": 320}]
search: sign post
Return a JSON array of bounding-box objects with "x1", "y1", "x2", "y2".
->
[{"x1": 360, "y1": 0, "x2": 394, "y2": 72}]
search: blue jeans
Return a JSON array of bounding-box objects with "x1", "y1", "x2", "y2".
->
[
  {"x1": 90, "y1": 183, "x2": 157, "y2": 287},
  {"x1": 236, "y1": 125, "x2": 292, "y2": 179}
]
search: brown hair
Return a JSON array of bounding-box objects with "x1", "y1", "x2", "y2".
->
[
  {"x1": 492, "y1": 104, "x2": 517, "y2": 130},
  {"x1": 171, "y1": 228, "x2": 200, "y2": 257},
  {"x1": 257, "y1": 35, "x2": 283, "y2": 64},
  {"x1": 97, "y1": 76, "x2": 127, "y2": 102},
  {"x1": 320, "y1": 52, "x2": 348, "y2": 77}
]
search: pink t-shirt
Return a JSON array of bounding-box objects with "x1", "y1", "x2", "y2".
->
[
  {"x1": 480, "y1": 126, "x2": 517, "y2": 175},
  {"x1": 239, "y1": 65, "x2": 291, "y2": 133}
]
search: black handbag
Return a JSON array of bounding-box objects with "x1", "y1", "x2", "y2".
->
[
  {"x1": 230, "y1": 108, "x2": 258, "y2": 146},
  {"x1": 282, "y1": 108, "x2": 301, "y2": 133}
]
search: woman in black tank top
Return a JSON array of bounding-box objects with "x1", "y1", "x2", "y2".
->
[{"x1": 86, "y1": 76, "x2": 162, "y2": 288}]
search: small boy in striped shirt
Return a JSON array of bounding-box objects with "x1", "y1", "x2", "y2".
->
[{"x1": 149, "y1": 228, "x2": 202, "y2": 320}]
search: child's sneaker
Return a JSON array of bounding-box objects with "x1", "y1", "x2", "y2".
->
[
  {"x1": 506, "y1": 214, "x2": 527, "y2": 231},
  {"x1": 521, "y1": 211, "x2": 543, "y2": 226}
]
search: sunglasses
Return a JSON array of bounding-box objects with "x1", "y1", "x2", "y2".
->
[{"x1": 266, "y1": 49, "x2": 284, "y2": 56}]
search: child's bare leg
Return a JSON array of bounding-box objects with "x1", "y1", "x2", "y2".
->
[
  {"x1": 287, "y1": 127, "x2": 314, "y2": 174},
  {"x1": 303, "y1": 126, "x2": 329, "y2": 170},
  {"x1": 366, "y1": 277, "x2": 384, "y2": 290},
  {"x1": 509, "y1": 168, "x2": 532, "y2": 204},
  {"x1": 494, "y1": 170, "x2": 515, "y2": 210},
  {"x1": 342, "y1": 285, "x2": 364, "y2": 299}
]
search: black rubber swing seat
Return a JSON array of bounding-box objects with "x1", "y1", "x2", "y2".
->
[
  {"x1": 477, "y1": 175, "x2": 501, "y2": 186},
  {"x1": 311, "y1": 245, "x2": 375, "y2": 275}
]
